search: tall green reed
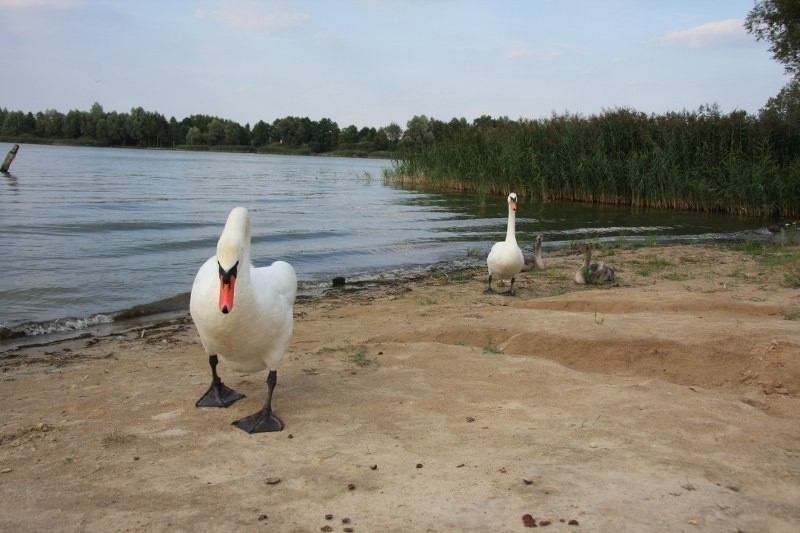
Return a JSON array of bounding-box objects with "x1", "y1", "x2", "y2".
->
[{"x1": 387, "y1": 107, "x2": 800, "y2": 217}]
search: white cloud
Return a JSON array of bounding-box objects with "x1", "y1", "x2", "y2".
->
[
  {"x1": 195, "y1": 1, "x2": 309, "y2": 33},
  {"x1": 663, "y1": 18, "x2": 746, "y2": 48}
]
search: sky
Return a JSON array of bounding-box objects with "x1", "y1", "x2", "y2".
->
[{"x1": 0, "y1": 0, "x2": 789, "y2": 129}]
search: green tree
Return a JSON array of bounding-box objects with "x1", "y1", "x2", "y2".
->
[
  {"x1": 168, "y1": 117, "x2": 184, "y2": 148},
  {"x1": 35, "y1": 109, "x2": 64, "y2": 138},
  {"x1": 222, "y1": 121, "x2": 240, "y2": 145},
  {"x1": 85, "y1": 102, "x2": 104, "y2": 139},
  {"x1": 126, "y1": 107, "x2": 147, "y2": 146},
  {"x1": 340, "y1": 124, "x2": 359, "y2": 145},
  {"x1": 758, "y1": 78, "x2": 800, "y2": 165},
  {"x1": 273, "y1": 116, "x2": 312, "y2": 146},
  {"x1": 94, "y1": 117, "x2": 109, "y2": 143},
  {"x1": 207, "y1": 118, "x2": 225, "y2": 145},
  {"x1": 373, "y1": 128, "x2": 389, "y2": 151},
  {"x1": 745, "y1": 0, "x2": 800, "y2": 78},
  {"x1": 358, "y1": 126, "x2": 375, "y2": 142},
  {"x1": 760, "y1": 78, "x2": 800, "y2": 121},
  {"x1": 106, "y1": 111, "x2": 127, "y2": 145},
  {"x1": 63, "y1": 109, "x2": 82, "y2": 138},
  {"x1": 146, "y1": 111, "x2": 169, "y2": 148},
  {"x1": 240, "y1": 123, "x2": 251, "y2": 146},
  {"x1": 251, "y1": 120, "x2": 273, "y2": 146},
  {"x1": 384, "y1": 122, "x2": 403, "y2": 145},
  {"x1": 401, "y1": 115, "x2": 435, "y2": 150},
  {"x1": 1, "y1": 111, "x2": 33, "y2": 135},
  {"x1": 186, "y1": 126, "x2": 202, "y2": 145},
  {"x1": 310, "y1": 117, "x2": 339, "y2": 152}
]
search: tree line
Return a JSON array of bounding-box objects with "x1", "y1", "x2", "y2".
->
[{"x1": 0, "y1": 102, "x2": 405, "y2": 157}]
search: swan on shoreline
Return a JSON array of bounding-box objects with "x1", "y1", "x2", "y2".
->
[
  {"x1": 190, "y1": 207, "x2": 297, "y2": 433},
  {"x1": 486, "y1": 192, "x2": 525, "y2": 295},
  {"x1": 574, "y1": 243, "x2": 616, "y2": 285}
]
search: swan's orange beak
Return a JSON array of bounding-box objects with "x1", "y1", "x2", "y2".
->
[
  {"x1": 219, "y1": 276, "x2": 235, "y2": 314},
  {"x1": 510, "y1": 199, "x2": 517, "y2": 211}
]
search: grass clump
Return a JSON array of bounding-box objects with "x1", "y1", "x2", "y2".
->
[
  {"x1": 447, "y1": 270, "x2": 470, "y2": 282},
  {"x1": 318, "y1": 344, "x2": 376, "y2": 368},
  {"x1": 636, "y1": 256, "x2": 673, "y2": 276},
  {"x1": 729, "y1": 240, "x2": 764, "y2": 257},
  {"x1": 346, "y1": 345, "x2": 376, "y2": 368},
  {"x1": 782, "y1": 263, "x2": 800, "y2": 288},
  {"x1": 665, "y1": 271, "x2": 691, "y2": 281},
  {"x1": 101, "y1": 430, "x2": 134, "y2": 448},
  {"x1": 546, "y1": 265, "x2": 570, "y2": 280},
  {"x1": 758, "y1": 249, "x2": 800, "y2": 268}
]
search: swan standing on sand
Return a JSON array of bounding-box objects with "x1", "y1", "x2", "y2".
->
[
  {"x1": 190, "y1": 207, "x2": 297, "y2": 433},
  {"x1": 574, "y1": 243, "x2": 616, "y2": 285},
  {"x1": 522, "y1": 234, "x2": 546, "y2": 272},
  {"x1": 486, "y1": 192, "x2": 525, "y2": 295}
]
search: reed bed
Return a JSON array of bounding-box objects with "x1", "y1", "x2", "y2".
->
[{"x1": 386, "y1": 108, "x2": 800, "y2": 217}]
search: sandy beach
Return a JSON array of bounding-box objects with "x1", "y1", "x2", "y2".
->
[{"x1": 1, "y1": 244, "x2": 799, "y2": 532}]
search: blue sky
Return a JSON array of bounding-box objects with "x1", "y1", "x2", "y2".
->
[{"x1": 0, "y1": 0, "x2": 788, "y2": 129}]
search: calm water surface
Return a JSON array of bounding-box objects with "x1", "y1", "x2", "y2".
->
[{"x1": 0, "y1": 143, "x2": 769, "y2": 338}]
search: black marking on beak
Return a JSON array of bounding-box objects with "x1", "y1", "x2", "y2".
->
[{"x1": 218, "y1": 261, "x2": 239, "y2": 285}]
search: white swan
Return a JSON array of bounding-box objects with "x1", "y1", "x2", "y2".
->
[
  {"x1": 522, "y1": 234, "x2": 546, "y2": 272},
  {"x1": 190, "y1": 207, "x2": 297, "y2": 433},
  {"x1": 486, "y1": 192, "x2": 525, "y2": 295},
  {"x1": 574, "y1": 243, "x2": 616, "y2": 285}
]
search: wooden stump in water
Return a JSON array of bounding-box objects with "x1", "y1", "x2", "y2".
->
[{"x1": 1, "y1": 144, "x2": 19, "y2": 173}]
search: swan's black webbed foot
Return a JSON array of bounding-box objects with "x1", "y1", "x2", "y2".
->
[
  {"x1": 196, "y1": 381, "x2": 245, "y2": 407},
  {"x1": 232, "y1": 409, "x2": 284, "y2": 433},
  {"x1": 232, "y1": 369, "x2": 283, "y2": 433},
  {"x1": 196, "y1": 354, "x2": 245, "y2": 407}
]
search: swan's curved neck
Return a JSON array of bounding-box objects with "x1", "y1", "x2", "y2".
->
[
  {"x1": 583, "y1": 247, "x2": 592, "y2": 268},
  {"x1": 217, "y1": 210, "x2": 252, "y2": 282},
  {"x1": 505, "y1": 207, "x2": 517, "y2": 243}
]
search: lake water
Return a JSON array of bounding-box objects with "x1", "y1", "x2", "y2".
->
[{"x1": 0, "y1": 143, "x2": 770, "y2": 339}]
